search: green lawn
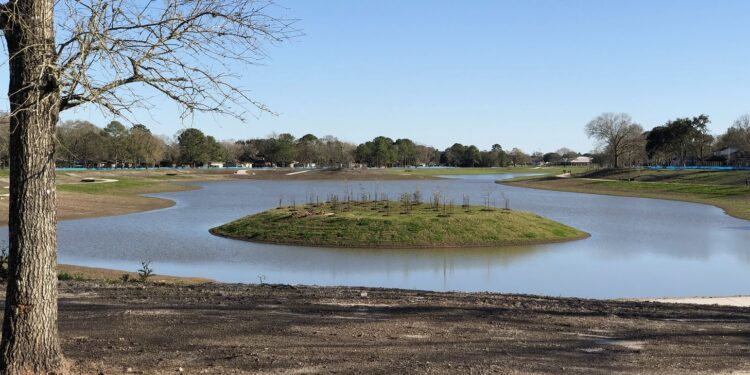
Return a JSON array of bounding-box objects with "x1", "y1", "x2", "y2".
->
[
  {"x1": 210, "y1": 201, "x2": 589, "y2": 248},
  {"x1": 57, "y1": 175, "x2": 194, "y2": 195},
  {"x1": 574, "y1": 168, "x2": 750, "y2": 186},
  {"x1": 501, "y1": 168, "x2": 750, "y2": 221}
]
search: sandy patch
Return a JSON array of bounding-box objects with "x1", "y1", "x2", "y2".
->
[
  {"x1": 286, "y1": 170, "x2": 312, "y2": 176},
  {"x1": 641, "y1": 296, "x2": 750, "y2": 307}
]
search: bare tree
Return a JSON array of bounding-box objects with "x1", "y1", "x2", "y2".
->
[
  {"x1": 0, "y1": 0, "x2": 296, "y2": 373},
  {"x1": 585, "y1": 113, "x2": 644, "y2": 168}
]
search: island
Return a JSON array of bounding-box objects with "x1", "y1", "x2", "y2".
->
[{"x1": 209, "y1": 199, "x2": 589, "y2": 248}]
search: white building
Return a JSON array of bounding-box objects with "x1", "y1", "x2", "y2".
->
[{"x1": 570, "y1": 156, "x2": 592, "y2": 166}]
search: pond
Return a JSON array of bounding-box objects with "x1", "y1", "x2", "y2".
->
[{"x1": 8, "y1": 174, "x2": 750, "y2": 298}]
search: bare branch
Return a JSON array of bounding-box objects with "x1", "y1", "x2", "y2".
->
[{"x1": 56, "y1": 0, "x2": 300, "y2": 120}]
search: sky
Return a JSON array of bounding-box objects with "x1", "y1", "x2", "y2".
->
[{"x1": 4, "y1": 0, "x2": 750, "y2": 154}]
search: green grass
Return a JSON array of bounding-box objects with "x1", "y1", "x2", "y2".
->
[
  {"x1": 210, "y1": 201, "x2": 589, "y2": 248},
  {"x1": 500, "y1": 168, "x2": 750, "y2": 221},
  {"x1": 575, "y1": 168, "x2": 750, "y2": 186},
  {"x1": 595, "y1": 180, "x2": 749, "y2": 197},
  {"x1": 57, "y1": 176, "x2": 194, "y2": 195}
]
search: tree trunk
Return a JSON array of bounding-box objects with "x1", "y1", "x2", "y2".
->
[{"x1": 1, "y1": 0, "x2": 65, "y2": 373}]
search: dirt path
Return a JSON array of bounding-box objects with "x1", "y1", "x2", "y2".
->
[{"x1": 40, "y1": 281, "x2": 750, "y2": 374}]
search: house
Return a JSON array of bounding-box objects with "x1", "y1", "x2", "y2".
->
[
  {"x1": 570, "y1": 156, "x2": 593, "y2": 166},
  {"x1": 207, "y1": 161, "x2": 224, "y2": 168},
  {"x1": 710, "y1": 147, "x2": 749, "y2": 166},
  {"x1": 226, "y1": 161, "x2": 253, "y2": 168},
  {"x1": 713, "y1": 147, "x2": 740, "y2": 158}
]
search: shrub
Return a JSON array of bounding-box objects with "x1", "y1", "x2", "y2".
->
[{"x1": 138, "y1": 259, "x2": 155, "y2": 282}]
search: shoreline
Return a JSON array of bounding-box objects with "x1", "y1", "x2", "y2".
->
[
  {"x1": 0, "y1": 168, "x2": 443, "y2": 226},
  {"x1": 210, "y1": 226, "x2": 592, "y2": 249},
  {"x1": 500, "y1": 176, "x2": 750, "y2": 221},
  {"x1": 56, "y1": 263, "x2": 750, "y2": 307},
  {"x1": 57, "y1": 264, "x2": 213, "y2": 285}
]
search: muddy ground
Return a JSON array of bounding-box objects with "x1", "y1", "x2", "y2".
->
[{"x1": 32, "y1": 281, "x2": 750, "y2": 374}]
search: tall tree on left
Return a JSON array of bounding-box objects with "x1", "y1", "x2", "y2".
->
[
  {"x1": 0, "y1": 1, "x2": 297, "y2": 373},
  {"x1": 0, "y1": 1, "x2": 64, "y2": 373}
]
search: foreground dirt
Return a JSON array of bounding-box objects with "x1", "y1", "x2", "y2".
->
[{"x1": 26, "y1": 281, "x2": 750, "y2": 374}]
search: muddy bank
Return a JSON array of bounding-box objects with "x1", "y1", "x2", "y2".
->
[
  {"x1": 57, "y1": 264, "x2": 213, "y2": 285},
  {"x1": 37, "y1": 281, "x2": 750, "y2": 374}
]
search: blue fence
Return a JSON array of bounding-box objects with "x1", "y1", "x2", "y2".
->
[{"x1": 54, "y1": 166, "x2": 278, "y2": 171}]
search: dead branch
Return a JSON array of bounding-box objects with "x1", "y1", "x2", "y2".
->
[{"x1": 55, "y1": 0, "x2": 299, "y2": 120}]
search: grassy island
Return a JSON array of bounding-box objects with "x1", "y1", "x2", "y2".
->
[{"x1": 210, "y1": 200, "x2": 589, "y2": 248}]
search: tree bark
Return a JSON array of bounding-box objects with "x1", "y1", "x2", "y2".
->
[{"x1": 1, "y1": 0, "x2": 65, "y2": 373}]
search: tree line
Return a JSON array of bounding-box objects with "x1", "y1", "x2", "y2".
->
[
  {"x1": 4, "y1": 113, "x2": 745, "y2": 171},
  {"x1": 586, "y1": 112, "x2": 750, "y2": 168},
  {"x1": 2, "y1": 116, "x2": 552, "y2": 169}
]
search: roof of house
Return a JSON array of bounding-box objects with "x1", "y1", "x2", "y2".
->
[{"x1": 571, "y1": 156, "x2": 592, "y2": 163}]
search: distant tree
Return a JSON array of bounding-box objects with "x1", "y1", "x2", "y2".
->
[
  {"x1": 509, "y1": 148, "x2": 530, "y2": 166},
  {"x1": 355, "y1": 142, "x2": 374, "y2": 166},
  {"x1": 464, "y1": 145, "x2": 481, "y2": 167},
  {"x1": 585, "y1": 113, "x2": 643, "y2": 168},
  {"x1": 295, "y1": 134, "x2": 319, "y2": 166},
  {"x1": 543, "y1": 152, "x2": 562, "y2": 164},
  {"x1": 220, "y1": 141, "x2": 244, "y2": 164},
  {"x1": 56, "y1": 120, "x2": 106, "y2": 167},
  {"x1": 556, "y1": 147, "x2": 579, "y2": 161},
  {"x1": 158, "y1": 136, "x2": 179, "y2": 167},
  {"x1": 393, "y1": 138, "x2": 416, "y2": 167},
  {"x1": 484, "y1": 144, "x2": 508, "y2": 167},
  {"x1": 443, "y1": 143, "x2": 466, "y2": 167},
  {"x1": 646, "y1": 116, "x2": 706, "y2": 166},
  {"x1": 125, "y1": 124, "x2": 155, "y2": 167},
  {"x1": 693, "y1": 114, "x2": 711, "y2": 162},
  {"x1": 178, "y1": 128, "x2": 208, "y2": 167},
  {"x1": 268, "y1": 133, "x2": 295, "y2": 166},
  {"x1": 103, "y1": 121, "x2": 129, "y2": 167},
  {"x1": 204, "y1": 136, "x2": 225, "y2": 163},
  {"x1": 621, "y1": 125, "x2": 647, "y2": 167},
  {"x1": 320, "y1": 136, "x2": 355, "y2": 166},
  {"x1": 372, "y1": 136, "x2": 396, "y2": 167}
]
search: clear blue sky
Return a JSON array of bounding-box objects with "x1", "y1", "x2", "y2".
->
[{"x1": 6, "y1": 0, "x2": 750, "y2": 153}]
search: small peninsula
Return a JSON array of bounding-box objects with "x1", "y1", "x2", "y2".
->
[{"x1": 210, "y1": 200, "x2": 589, "y2": 248}]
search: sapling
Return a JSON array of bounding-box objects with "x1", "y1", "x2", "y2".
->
[{"x1": 138, "y1": 259, "x2": 155, "y2": 282}]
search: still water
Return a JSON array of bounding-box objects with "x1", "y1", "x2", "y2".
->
[{"x1": 10, "y1": 174, "x2": 750, "y2": 298}]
